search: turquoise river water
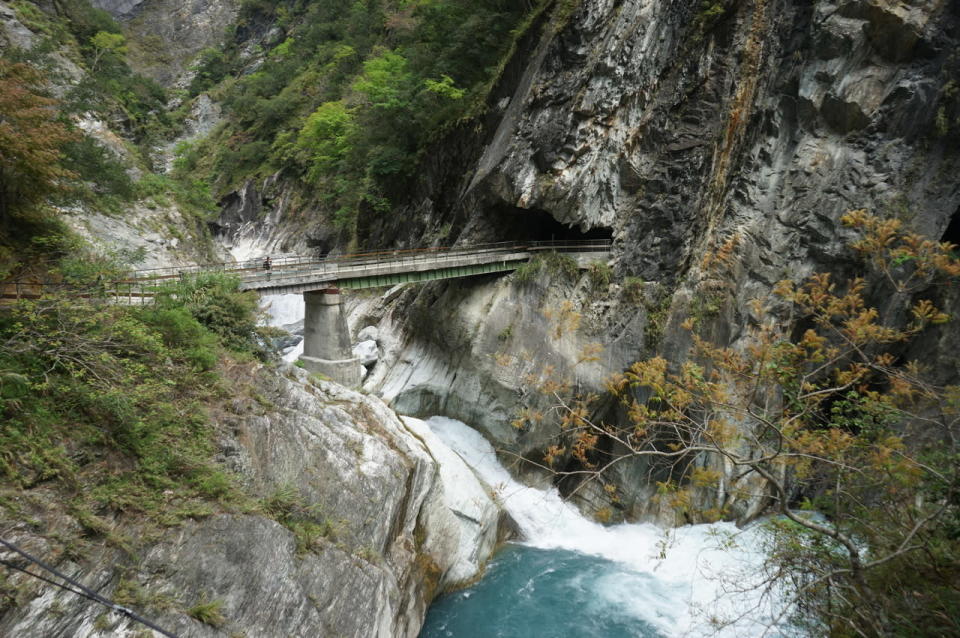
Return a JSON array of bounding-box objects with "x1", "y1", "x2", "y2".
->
[{"x1": 415, "y1": 417, "x2": 793, "y2": 638}]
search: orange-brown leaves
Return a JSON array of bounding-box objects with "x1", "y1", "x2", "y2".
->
[
  {"x1": 842, "y1": 209, "x2": 960, "y2": 288},
  {"x1": 577, "y1": 342, "x2": 604, "y2": 364},
  {"x1": 543, "y1": 444, "x2": 566, "y2": 467},
  {"x1": 701, "y1": 233, "x2": 741, "y2": 275},
  {"x1": 0, "y1": 60, "x2": 79, "y2": 219},
  {"x1": 911, "y1": 299, "x2": 950, "y2": 327},
  {"x1": 542, "y1": 300, "x2": 581, "y2": 339},
  {"x1": 571, "y1": 430, "x2": 598, "y2": 467}
]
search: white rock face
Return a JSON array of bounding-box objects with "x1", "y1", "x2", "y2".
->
[
  {"x1": 358, "y1": 325, "x2": 380, "y2": 343},
  {"x1": 366, "y1": 273, "x2": 634, "y2": 451},
  {"x1": 402, "y1": 417, "x2": 502, "y2": 586},
  {"x1": 353, "y1": 339, "x2": 380, "y2": 366},
  {"x1": 64, "y1": 204, "x2": 208, "y2": 270},
  {"x1": 0, "y1": 366, "x2": 508, "y2": 637}
]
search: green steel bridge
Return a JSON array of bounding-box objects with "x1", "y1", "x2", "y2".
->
[
  {"x1": 2, "y1": 240, "x2": 612, "y2": 386},
  {"x1": 127, "y1": 239, "x2": 613, "y2": 296},
  {"x1": 2, "y1": 240, "x2": 611, "y2": 303}
]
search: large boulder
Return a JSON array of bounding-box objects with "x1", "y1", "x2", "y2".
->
[{"x1": 353, "y1": 339, "x2": 380, "y2": 367}]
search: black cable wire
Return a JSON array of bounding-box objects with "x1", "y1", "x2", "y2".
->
[
  {"x1": 0, "y1": 559, "x2": 89, "y2": 599},
  {"x1": 0, "y1": 538, "x2": 180, "y2": 638}
]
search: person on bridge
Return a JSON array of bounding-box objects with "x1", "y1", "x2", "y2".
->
[{"x1": 263, "y1": 256, "x2": 272, "y2": 271}]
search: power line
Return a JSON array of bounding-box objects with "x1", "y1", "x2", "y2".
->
[{"x1": 0, "y1": 538, "x2": 180, "y2": 638}]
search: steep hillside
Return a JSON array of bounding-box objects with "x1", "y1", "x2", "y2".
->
[{"x1": 1, "y1": 0, "x2": 959, "y2": 635}]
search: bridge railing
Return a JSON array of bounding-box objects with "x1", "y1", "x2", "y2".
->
[
  {"x1": 126, "y1": 239, "x2": 613, "y2": 284},
  {"x1": 0, "y1": 280, "x2": 159, "y2": 305},
  {"x1": 1, "y1": 240, "x2": 613, "y2": 301}
]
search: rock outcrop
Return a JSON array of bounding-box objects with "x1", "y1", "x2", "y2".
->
[
  {"x1": 351, "y1": 0, "x2": 960, "y2": 523},
  {"x1": 0, "y1": 365, "x2": 507, "y2": 637},
  {"x1": 100, "y1": 0, "x2": 239, "y2": 86}
]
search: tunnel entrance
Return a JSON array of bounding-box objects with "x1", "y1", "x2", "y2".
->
[
  {"x1": 487, "y1": 205, "x2": 613, "y2": 243},
  {"x1": 942, "y1": 207, "x2": 960, "y2": 247}
]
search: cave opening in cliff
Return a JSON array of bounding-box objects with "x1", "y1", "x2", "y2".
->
[
  {"x1": 488, "y1": 205, "x2": 613, "y2": 244},
  {"x1": 942, "y1": 207, "x2": 960, "y2": 247}
]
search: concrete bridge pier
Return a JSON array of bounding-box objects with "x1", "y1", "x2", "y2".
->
[{"x1": 299, "y1": 288, "x2": 361, "y2": 387}]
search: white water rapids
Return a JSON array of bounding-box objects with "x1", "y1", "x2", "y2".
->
[
  {"x1": 254, "y1": 293, "x2": 795, "y2": 636},
  {"x1": 261, "y1": 293, "x2": 304, "y2": 361},
  {"x1": 422, "y1": 416, "x2": 794, "y2": 638}
]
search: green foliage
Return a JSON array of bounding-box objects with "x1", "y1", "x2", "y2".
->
[
  {"x1": 0, "y1": 254, "x2": 273, "y2": 550},
  {"x1": 621, "y1": 276, "x2": 645, "y2": 305},
  {"x1": 3, "y1": 1, "x2": 171, "y2": 210},
  {"x1": 514, "y1": 252, "x2": 578, "y2": 286},
  {"x1": 136, "y1": 172, "x2": 218, "y2": 222},
  {"x1": 643, "y1": 290, "x2": 671, "y2": 351},
  {"x1": 297, "y1": 101, "x2": 356, "y2": 178},
  {"x1": 153, "y1": 273, "x2": 265, "y2": 354},
  {"x1": 512, "y1": 258, "x2": 542, "y2": 285},
  {"x1": 422, "y1": 74, "x2": 466, "y2": 100},
  {"x1": 261, "y1": 484, "x2": 340, "y2": 554},
  {"x1": 587, "y1": 261, "x2": 612, "y2": 290},
  {"x1": 540, "y1": 251, "x2": 579, "y2": 280},
  {"x1": 187, "y1": 595, "x2": 226, "y2": 628},
  {"x1": 688, "y1": 290, "x2": 723, "y2": 326},
  {"x1": 0, "y1": 293, "x2": 244, "y2": 538},
  {"x1": 185, "y1": 0, "x2": 538, "y2": 234},
  {"x1": 52, "y1": 0, "x2": 121, "y2": 44},
  {"x1": 89, "y1": 31, "x2": 127, "y2": 70},
  {"x1": 22, "y1": 1, "x2": 173, "y2": 151},
  {"x1": 353, "y1": 48, "x2": 413, "y2": 111},
  {"x1": 61, "y1": 133, "x2": 135, "y2": 203},
  {"x1": 697, "y1": 0, "x2": 728, "y2": 31},
  {"x1": 188, "y1": 47, "x2": 233, "y2": 95}
]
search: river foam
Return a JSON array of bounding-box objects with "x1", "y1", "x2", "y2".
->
[{"x1": 422, "y1": 416, "x2": 794, "y2": 638}]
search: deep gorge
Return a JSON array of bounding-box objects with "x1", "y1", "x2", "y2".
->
[{"x1": 1, "y1": 0, "x2": 958, "y2": 636}]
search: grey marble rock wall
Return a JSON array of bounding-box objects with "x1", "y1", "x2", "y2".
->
[
  {"x1": 355, "y1": 0, "x2": 960, "y2": 523},
  {"x1": 0, "y1": 366, "x2": 507, "y2": 637}
]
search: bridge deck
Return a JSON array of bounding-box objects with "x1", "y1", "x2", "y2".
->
[
  {"x1": 242, "y1": 247, "x2": 610, "y2": 295},
  {"x1": 133, "y1": 240, "x2": 612, "y2": 296},
  {"x1": 2, "y1": 241, "x2": 612, "y2": 302}
]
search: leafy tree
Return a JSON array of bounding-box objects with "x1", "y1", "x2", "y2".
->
[
  {"x1": 0, "y1": 61, "x2": 77, "y2": 224},
  {"x1": 297, "y1": 100, "x2": 357, "y2": 179},
  {"x1": 352, "y1": 48, "x2": 413, "y2": 111},
  {"x1": 527, "y1": 211, "x2": 960, "y2": 635},
  {"x1": 89, "y1": 30, "x2": 127, "y2": 71},
  {"x1": 154, "y1": 273, "x2": 266, "y2": 354}
]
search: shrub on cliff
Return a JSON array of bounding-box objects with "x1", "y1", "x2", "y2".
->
[
  {"x1": 524, "y1": 211, "x2": 960, "y2": 635},
  {"x1": 153, "y1": 272, "x2": 266, "y2": 355}
]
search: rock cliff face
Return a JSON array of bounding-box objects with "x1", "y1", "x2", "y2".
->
[
  {"x1": 354, "y1": 0, "x2": 960, "y2": 522},
  {"x1": 95, "y1": 0, "x2": 238, "y2": 85},
  {"x1": 445, "y1": 0, "x2": 959, "y2": 274},
  {"x1": 0, "y1": 366, "x2": 507, "y2": 637}
]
